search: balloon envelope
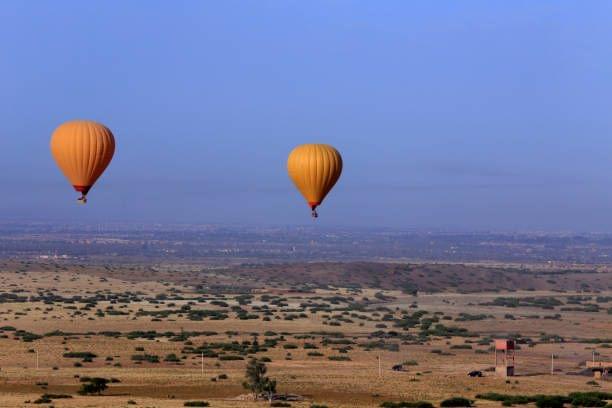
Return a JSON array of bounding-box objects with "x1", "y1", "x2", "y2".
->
[
  {"x1": 287, "y1": 143, "x2": 342, "y2": 216},
  {"x1": 50, "y1": 120, "x2": 115, "y2": 201}
]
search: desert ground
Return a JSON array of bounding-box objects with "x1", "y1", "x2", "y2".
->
[{"x1": 0, "y1": 260, "x2": 609, "y2": 407}]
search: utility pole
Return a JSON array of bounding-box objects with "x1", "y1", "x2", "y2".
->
[
  {"x1": 36, "y1": 350, "x2": 39, "y2": 370},
  {"x1": 550, "y1": 354, "x2": 554, "y2": 375},
  {"x1": 378, "y1": 353, "x2": 382, "y2": 379},
  {"x1": 201, "y1": 352, "x2": 204, "y2": 376}
]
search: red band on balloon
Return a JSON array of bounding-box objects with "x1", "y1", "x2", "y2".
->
[{"x1": 73, "y1": 185, "x2": 92, "y2": 195}]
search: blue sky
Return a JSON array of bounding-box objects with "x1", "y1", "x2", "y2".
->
[{"x1": 1, "y1": 1, "x2": 612, "y2": 230}]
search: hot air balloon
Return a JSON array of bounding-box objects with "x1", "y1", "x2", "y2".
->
[
  {"x1": 287, "y1": 143, "x2": 342, "y2": 218},
  {"x1": 50, "y1": 120, "x2": 115, "y2": 203}
]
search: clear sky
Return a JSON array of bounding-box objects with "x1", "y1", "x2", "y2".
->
[{"x1": 1, "y1": 1, "x2": 612, "y2": 231}]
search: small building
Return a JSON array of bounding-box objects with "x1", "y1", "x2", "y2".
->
[
  {"x1": 495, "y1": 339, "x2": 515, "y2": 377},
  {"x1": 587, "y1": 361, "x2": 611, "y2": 380}
]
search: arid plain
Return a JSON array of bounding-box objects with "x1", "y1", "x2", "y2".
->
[{"x1": 0, "y1": 260, "x2": 609, "y2": 407}]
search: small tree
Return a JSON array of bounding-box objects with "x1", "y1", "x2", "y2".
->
[
  {"x1": 78, "y1": 377, "x2": 109, "y2": 395},
  {"x1": 242, "y1": 358, "x2": 277, "y2": 403}
]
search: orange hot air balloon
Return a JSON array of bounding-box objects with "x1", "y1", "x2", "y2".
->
[
  {"x1": 50, "y1": 120, "x2": 115, "y2": 203},
  {"x1": 287, "y1": 143, "x2": 342, "y2": 218}
]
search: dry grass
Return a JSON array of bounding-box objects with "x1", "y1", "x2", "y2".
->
[{"x1": 0, "y1": 263, "x2": 609, "y2": 407}]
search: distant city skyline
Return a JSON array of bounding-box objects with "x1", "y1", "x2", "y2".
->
[{"x1": 2, "y1": 1, "x2": 612, "y2": 231}]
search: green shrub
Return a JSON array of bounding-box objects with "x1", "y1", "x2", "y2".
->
[
  {"x1": 535, "y1": 395, "x2": 571, "y2": 408},
  {"x1": 218, "y1": 355, "x2": 244, "y2": 361},
  {"x1": 63, "y1": 351, "x2": 97, "y2": 359},
  {"x1": 164, "y1": 353, "x2": 180, "y2": 362},
  {"x1": 476, "y1": 393, "x2": 535, "y2": 406},
  {"x1": 450, "y1": 344, "x2": 472, "y2": 350},
  {"x1": 571, "y1": 396, "x2": 606, "y2": 407},
  {"x1": 380, "y1": 401, "x2": 434, "y2": 408},
  {"x1": 41, "y1": 394, "x2": 72, "y2": 399},
  {"x1": 328, "y1": 355, "x2": 351, "y2": 361},
  {"x1": 33, "y1": 396, "x2": 52, "y2": 404},
  {"x1": 569, "y1": 392, "x2": 612, "y2": 407},
  {"x1": 569, "y1": 393, "x2": 612, "y2": 402},
  {"x1": 440, "y1": 397, "x2": 473, "y2": 407},
  {"x1": 131, "y1": 354, "x2": 159, "y2": 363}
]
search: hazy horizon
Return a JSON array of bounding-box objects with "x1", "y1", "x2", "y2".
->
[{"x1": 3, "y1": 1, "x2": 612, "y2": 231}]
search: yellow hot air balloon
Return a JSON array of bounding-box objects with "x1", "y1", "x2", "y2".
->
[
  {"x1": 50, "y1": 120, "x2": 115, "y2": 203},
  {"x1": 287, "y1": 143, "x2": 342, "y2": 218}
]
